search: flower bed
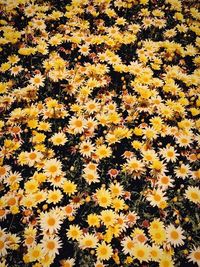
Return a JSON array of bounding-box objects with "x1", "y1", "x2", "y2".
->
[{"x1": 0, "y1": 0, "x2": 199, "y2": 266}]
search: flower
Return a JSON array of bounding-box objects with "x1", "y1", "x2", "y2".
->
[
  {"x1": 30, "y1": 74, "x2": 45, "y2": 88},
  {"x1": 66, "y1": 225, "x2": 82, "y2": 241},
  {"x1": 100, "y1": 209, "x2": 116, "y2": 227},
  {"x1": 62, "y1": 180, "x2": 77, "y2": 196},
  {"x1": 79, "y1": 140, "x2": 95, "y2": 157},
  {"x1": 121, "y1": 237, "x2": 135, "y2": 255},
  {"x1": 50, "y1": 132, "x2": 67, "y2": 146},
  {"x1": 185, "y1": 186, "x2": 200, "y2": 204},
  {"x1": 41, "y1": 236, "x2": 62, "y2": 257},
  {"x1": 79, "y1": 233, "x2": 98, "y2": 249},
  {"x1": 166, "y1": 224, "x2": 185, "y2": 247},
  {"x1": 96, "y1": 242, "x2": 113, "y2": 261},
  {"x1": 40, "y1": 210, "x2": 63, "y2": 234},
  {"x1": 188, "y1": 246, "x2": 200, "y2": 266},
  {"x1": 132, "y1": 243, "x2": 150, "y2": 263},
  {"x1": 96, "y1": 188, "x2": 112, "y2": 208},
  {"x1": 43, "y1": 159, "x2": 62, "y2": 178},
  {"x1": 95, "y1": 145, "x2": 112, "y2": 160}
]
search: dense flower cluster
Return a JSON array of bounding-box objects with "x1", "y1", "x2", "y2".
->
[{"x1": 0, "y1": 0, "x2": 200, "y2": 266}]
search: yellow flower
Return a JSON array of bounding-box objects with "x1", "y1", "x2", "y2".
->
[{"x1": 62, "y1": 180, "x2": 77, "y2": 196}]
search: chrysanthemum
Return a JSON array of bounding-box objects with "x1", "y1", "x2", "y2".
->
[
  {"x1": 79, "y1": 44, "x2": 90, "y2": 56},
  {"x1": 100, "y1": 209, "x2": 116, "y2": 227},
  {"x1": 121, "y1": 237, "x2": 135, "y2": 255},
  {"x1": 146, "y1": 189, "x2": 167, "y2": 207},
  {"x1": 166, "y1": 224, "x2": 185, "y2": 247},
  {"x1": 66, "y1": 225, "x2": 82, "y2": 241},
  {"x1": 68, "y1": 116, "x2": 86, "y2": 134},
  {"x1": 47, "y1": 189, "x2": 63, "y2": 204},
  {"x1": 150, "y1": 245, "x2": 163, "y2": 262},
  {"x1": 0, "y1": 237, "x2": 9, "y2": 257},
  {"x1": 79, "y1": 140, "x2": 95, "y2": 157},
  {"x1": 132, "y1": 243, "x2": 150, "y2": 263},
  {"x1": 159, "y1": 146, "x2": 178, "y2": 162},
  {"x1": 188, "y1": 246, "x2": 200, "y2": 266},
  {"x1": 125, "y1": 157, "x2": 145, "y2": 178},
  {"x1": 185, "y1": 186, "x2": 200, "y2": 204},
  {"x1": 28, "y1": 244, "x2": 43, "y2": 262},
  {"x1": 83, "y1": 170, "x2": 100, "y2": 184},
  {"x1": 85, "y1": 100, "x2": 100, "y2": 114},
  {"x1": 159, "y1": 254, "x2": 174, "y2": 267},
  {"x1": 96, "y1": 242, "x2": 113, "y2": 261},
  {"x1": 156, "y1": 175, "x2": 174, "y2": 189},
  {"x1": 60, "y1": 258, "x2": 75, "y2": 267},
  {"x1": 50, "y1": 132, "x2": 67, "y2": 146},
  {"x1": 40, "y1": 210, "x2": 62, "y2": 234},
  {"x1": 62, "y1": 180, "x2": 77, "y2": 196},
  {"x1": 175, "y1": 164, "x2": 191, "y2": 179},
  {"x1": 110, "y1": 182, "x2": 124, "y2": 197},
  {"x1": 30, "y1": 73, "x2": 45, "y2": 88},
  {"x1": 176, "y1": 134, "x2": 192, "y2": 147},
  {"x1": 41, "y1": 236, "x2": 62, "y2": 257},
  {"x1": 95, "y1": 145, "x2": 112, "y2": 160},
  {"x1": 96, "y1": 188, "x2": 112, "y2": 208},
  {"x1": 87, "y1": 213, "x2": 100, "y2": 227},
  {"x1": 79, "y1": 233, "x2": 98, "y2": 249},
  {"x1": 112, "y1": 198, "x2": 125, "y2": 211},
  {"x1": 43, "y1": 159, "x2": 62, "y2": 178}
]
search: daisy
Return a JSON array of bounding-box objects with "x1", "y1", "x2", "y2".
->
[
  {"x1": 159, "y1": 254, "x2": 174, "y2": 267},
  {"x1": 96, "y1": 242, "x2": 113, "y2": 261},
  {"x1": 6, "y1": 171, "x2": 22, "y2": 186},
  {"x1": 176, "y1": 134, "x2": 192, "y2": 147},
  {"x1": 174, "y1": 164, "x2": 191, "y2": 179},
  {"x1": 66, "y1": 225, "x2": 82, "y2": 241},
  {"x1": 41, "y1": 236, "x2": 62, "y2": 257},
  {"x1": 47, "y1": 189, "x2": 63, "y2": 204},
  {"x1": 79, "y1": 140, "x2": 95, "y2": 157},
  {"x1": 0, "y1": 237, "x2": 9, "y2": 257},
  {"x1": 188, "y1": 246, "x2": 200, "y2": 266},
  {"x1": 28, "y1": 244, "x2": 43, "y2": 262},
  {"x1": 60, "y1": 258, "x2": 75, "y2": 267},
  {"x1": 146, "y1": 189, "x2": 167, "y2": 208},
  {"x1": 159, "y1": 146, "x2": 178, "y2": 162},
  {"x1": 126, "y1": 212, "x2": 139, "y2": 226},
  {"x1": 185, "y1": 186, "x2": 200, "y2": 204},
  {"x1": 96, "y1": 188, "x2": 112, "y2": 208},
  {"x1": 10, "y1": 65, "x2": 23, "y2": 76},
  {"x1": 142, "y1": 149, "x2": 158, "y2": 162},
  {"x1": 132, "y1": 243, "x2": 150, "y2": 263},
  {"x1": 156, "y1": 175, "x2": 174, "y2": 189},
  {"x1": 79, "y1": 233, "x2": 98, "y2": 249},
  {"x1": 68, "y1": 116, "x2": 86, "y2": 134},
  {"x1": 26, "y1": 150, "x2": 43, "y2": 167},
  {"x1": 40, "y1": 210, "x2": 62, "y2": 234},
  {"x1": 121, "y1": 237, "x2": 135, "y2": 255},
  {"x1": 43, "y1": 159, "x2": 62, "y2": 178},
  {"x1": 79, "y1": 44, "x2": 90, "y2": 56},
  {"x1": 63, "y1": 204, "x2": 75, "y2": 217},
  {"x1": 100, "y1": 209, "x2": 116, "y2": 227},
  {"x1": 95, "y1": 145, "x2": 112, "y2": 160},
  {"x1": 110, "y1": 182, "x2": 124, "y2": 197},
  {"x1": 87, "y1": 213, "x2": 100, "y2": 227},
  {"x1": 150, "y1": 245, "x2": 163, "y2": 262},
  {"x1": 50, "y1": 132, "x2": 67, "y2": 146},
  {"x1": 82, "y1": 171, "x2": 100, "y2": 185},
  {"x1": 0, "y1": 165, "x2": 11, "y2": 181},
  {"x1": 62, "y1": 180, "x2": 77, "y2": 196},
  {"x1": 125, "y1": 157, "x2": 145, "y2": 178},
  {"x1": 30, "y1": 73, "x2": 45, "y2": 88},
  {"x1": 166, "y1": 224, "x2": 185, "y2": 247}
]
